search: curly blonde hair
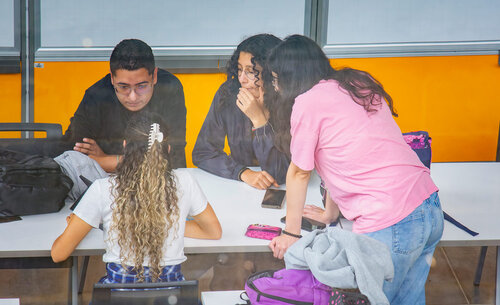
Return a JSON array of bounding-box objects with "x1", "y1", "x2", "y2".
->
[{"x1": 109, "y1": 114, "x2": 179, "y2": 282}]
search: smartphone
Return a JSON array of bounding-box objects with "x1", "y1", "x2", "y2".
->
[
  {"x1": 280, "y1": 216, "x2": 326, "y2": 232},
  {"x1": 261, "y1": 189, "x2": 286, "y2": 209}
]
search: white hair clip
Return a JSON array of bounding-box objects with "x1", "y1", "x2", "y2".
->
[{"x1": 148, "y1": 123, "x2": 164, "y2": 150}]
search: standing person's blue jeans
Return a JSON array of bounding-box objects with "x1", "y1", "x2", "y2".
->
[{"x1": 364, "y1": 192, "x2": 444, "y2": 305}]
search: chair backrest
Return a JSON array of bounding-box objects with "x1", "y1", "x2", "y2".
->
[
  {"x1": 0, "y1": 123, "x2": 62, "y2": 139},
  {"x1": 0, "y1": 123, "x2": 70, "y2": 157},
  {"x1": 91, "y1": 280, "x2": 199, "y2": 305}
]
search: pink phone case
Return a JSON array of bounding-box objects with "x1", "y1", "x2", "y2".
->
[{"x1": 245, "y1": 224, "x2": 282, "y2": 240}]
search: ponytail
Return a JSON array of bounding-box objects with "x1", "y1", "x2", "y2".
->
[{"x1": 111, "y1": 115, "x2": 179, "y2": 282}]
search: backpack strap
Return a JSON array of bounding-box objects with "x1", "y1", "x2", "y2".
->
[{"x1": 235, "y1": 291, "x2": 251, "y2": 305}]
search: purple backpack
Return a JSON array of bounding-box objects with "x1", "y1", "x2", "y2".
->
[
  {"x1": 244, "y1": 269, "x2": 331, "y2": 305},
  {"x1": 244, "y1": 269, "x2": 371, "y2": 305}
]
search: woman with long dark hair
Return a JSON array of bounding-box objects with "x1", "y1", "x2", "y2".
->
[
  {"x1": 193, "y1": 34, "x2": 290, "y2": 189},
  {"x1": 52, "y1": 113, "x2": 221, "y2": 283},
  {"x1": 268, "y1": 35, "x2": 443, "y2": 305}
]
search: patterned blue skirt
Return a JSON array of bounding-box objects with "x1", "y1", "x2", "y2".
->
[{"x1": 99, "y1": 262, "x2": 185, "y2": 283}]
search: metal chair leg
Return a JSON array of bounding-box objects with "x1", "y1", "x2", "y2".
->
[
  {"x1": 474, "y1": 246, "x2": 488, "y2": 286},
  {"x1": 78, "y1": 255, "x2": 90, "y2": 294}
]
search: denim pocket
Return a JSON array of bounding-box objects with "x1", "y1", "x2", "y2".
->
[{"x1": 392, "y1": 205, "x2": 425, "y2": 255}]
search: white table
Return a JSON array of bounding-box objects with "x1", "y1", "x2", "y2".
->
[
  {"x1": 1, "y1": 163, "x2": 499, "y2": 304},
  {"x1": 0, "y1": 167, "x2": 321, "y2": 304},
  {"x1": 201, "y1": 290, "x2": 246, "y2": 305},
  {"x1": 0, "y1": 299, "x2": 20, "y2": 305},
  {"x1": 431, "y1": 163, "x2": 500, "y2": 248},
  {"x1": 0, "y1": 167, "x2": 322, "y2": 258},
  {"x1": 432, "y1": 162, "x2": 500, "y2": 305}
]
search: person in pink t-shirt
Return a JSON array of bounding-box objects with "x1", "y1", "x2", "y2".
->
[{"x1": 267, "y1": 35, "x2": 443, "y2": 305}]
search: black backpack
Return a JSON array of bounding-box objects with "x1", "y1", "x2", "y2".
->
[{"x1": 0, "y1": 149, "x2": 73, "y2": 217}]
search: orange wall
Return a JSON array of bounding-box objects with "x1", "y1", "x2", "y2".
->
[
  {"x1": 175, "y1": 72, "x2": 227, "y2": 163},
  {"x1": 331, "y1": 55, "x2": 500, "y2": 162},
  {"x1": 32, "y1": 55, "x2": 500, "y2": 166},
  {"x1": 33, "y1": 62, "x2": 109, "y2": 128},
  {"x1": 0, "y1": 72, "x2": 22, "y2": 138}
]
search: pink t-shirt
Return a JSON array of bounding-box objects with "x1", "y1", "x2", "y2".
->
[{"x1": 290, "y1": 79, "x2": 438, "y2": 233}]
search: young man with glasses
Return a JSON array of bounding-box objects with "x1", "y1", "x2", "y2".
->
[{"x1": 63, "y1": 39, "x2": 186, "y2": 172}]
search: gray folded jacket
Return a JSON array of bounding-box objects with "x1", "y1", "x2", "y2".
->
[
  {"x1": 54, "y1": 150, "x2": 109, "y2": 201},
  {"x1": 284, "y1": 227, "x2": 394, "y2": 305}
]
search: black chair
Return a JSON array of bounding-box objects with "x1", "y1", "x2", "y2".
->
[
  {"x1": 91, "y1": 280, "x2": 199, "y2": 305},
  {"x1": 473, "y1": 121, "x2": 500, "y2": 286},
  {"x1": 0, "y1": 123, "x2": 70, "y2": 157}
]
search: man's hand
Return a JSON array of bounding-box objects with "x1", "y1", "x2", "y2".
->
[
  {"x1": 269, "y1": 234, "x2": 299, "y2": 259},
  {"x1": 236, "y1": 87, "x2": 268, "y2": 128},
  {"x1": 74, "y1": 138, "x2": 119, "y2": 173},
  {"x1": 240, "y1": 169, "x2": 279, "y2": 189},
  {"x1": 74, "y1": 138, "x2": 106, "y2": 157}
]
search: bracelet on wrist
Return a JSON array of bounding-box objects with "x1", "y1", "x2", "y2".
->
[
  {"x1": 238, "y1": 167, "x2": 249, "y2": 181},
  {"x1": 282, "y1": 230, "x2": 302, "y2": 239}
]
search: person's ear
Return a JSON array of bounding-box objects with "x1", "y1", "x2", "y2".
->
[
  {"x1": 168, "y1": 144, "x2": 171, "y2": 154},
  {"x1": 152, "y1": 67, "x2": 158, "y2": 85},
  {"x1": 123, "y1": 140, "x2": 126, "y2": 148},
  {"x1": 110, "y1": 70, "x2": 115, "y2": 86}
]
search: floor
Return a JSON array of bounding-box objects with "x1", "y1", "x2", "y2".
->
[{"x1": 0, "y1": 246, "x2": 497, "y2": 304}]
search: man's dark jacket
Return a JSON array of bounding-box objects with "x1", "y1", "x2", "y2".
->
[{"x1": 63, "y1": 69, "x2": 187, "y2": 168}]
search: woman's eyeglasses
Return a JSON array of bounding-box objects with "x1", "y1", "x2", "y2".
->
[{"x1": 237, "y1": 68, "x2": 258, "y2": 81}]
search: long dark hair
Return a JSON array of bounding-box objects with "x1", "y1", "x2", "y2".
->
[
  {"x1": 219, "y1": 34, "x2": 281, "y2": 108},
  {"x1": 266, "y1": 34, "x2": 397, "y2": 155}
]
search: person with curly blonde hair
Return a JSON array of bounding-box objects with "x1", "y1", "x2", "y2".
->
[{"x1": 51, "y1": 113, "x2": 222, "y2": 283}]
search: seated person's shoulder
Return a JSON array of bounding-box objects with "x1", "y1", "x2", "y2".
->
[
  {"x1": 86, "y1": 73, "x2": 112, "y2": 91},
  {"x1": 218, "y1": 80, "x2": 231, "y2": 93},
  {"x1": 209, "y1": 81, "x2": 233, "y2": 105},
  {"x1": 171, "y1": 168, "x2": 193, "y2": 184},
  {"x1": 173, "y1": 169, "x2": 205, "y2": 193},
  {"x1": 156, "y1": 68, "x2": 183, "y2": 88},
  {"x1": 87, "y1": 177, "x2": 113, "y2": 192},
  {"x1": 217, "y1": 80, "x2": 234, "y2": 92},
  {"x1": 82, "y1": 73, "x2": 114, "y2": 102}
]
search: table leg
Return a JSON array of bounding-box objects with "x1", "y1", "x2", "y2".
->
[
  {"x1": 72, "y1": 256, "x2": 78, "y2": 305},
  {"x1": 496, "y1": 246, "x2": 499, "y2": 305},
  {"x1": 79, "y1": 256, "x2": 90, "y2": 294}
]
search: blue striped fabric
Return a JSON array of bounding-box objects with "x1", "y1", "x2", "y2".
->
[{"x1": 99, "y1": 262, "x2": 185, "y2": 284}]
